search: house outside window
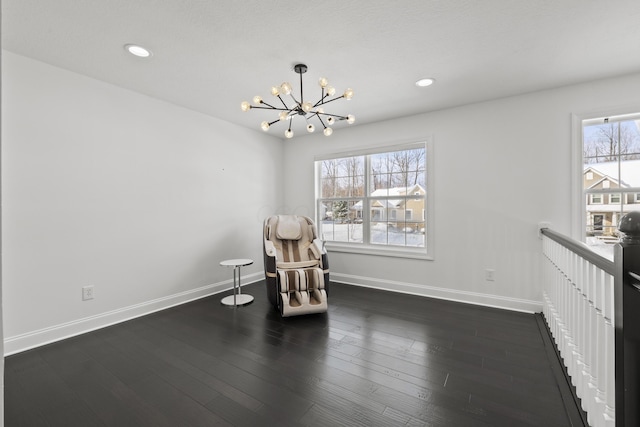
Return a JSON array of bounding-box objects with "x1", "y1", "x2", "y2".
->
[{"x1": 316, "y1": 141, "x2": 432, "y2": 259}]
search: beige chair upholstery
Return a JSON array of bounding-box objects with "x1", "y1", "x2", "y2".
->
[{"x1": 263, "y1": 215, "x2": 329, "y2": 317}]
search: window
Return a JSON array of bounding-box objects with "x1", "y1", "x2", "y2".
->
[
  {"x1": 578, "y1": 111, "x2": 640, "y2": 256},
  {"x1": 589, "y1": 194, "x2": 602, "y2": 204},
  {"x1": 316, "y1": 141, "x2": 432, "y2": 259}
]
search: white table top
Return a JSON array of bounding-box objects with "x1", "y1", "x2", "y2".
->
[{"x1": 220, "y1": 258, "x2": 253, "y2": 267}]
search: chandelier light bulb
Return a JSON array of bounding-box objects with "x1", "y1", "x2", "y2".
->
[
  {"x1": 261, "y1": 121, "x2": 270, "y2": 131},
  {"x1": 285, "y1": 129, "x2": 294, "y2": 138},
  {"x1": 241, "y1": 101, "x2": 251, "y2": 112},
  {"x1": 344, "y1": 88, "x2": 354, "y2": 100},
  {"x1": 271, "y1": 86, "x2": 280, "y2": 96},
  {"x1": 323, "y1": 127, "x2": 333, "y2": 136},
  {"x1": 302, "y1": 102, "x2": 312, "y2": 113},
  {"x1": 307, "y1": 123, "x2": 315, "y2": 133},
  {"x1": 327, "y1": 116, "x2": 335, "y2": 125},
  {"x1": 347, "y1": 114, "x2": 355, "y2": 124},
  {"x1": 319, "y1": 77, "x2": 328, "y2": 88},
  {"x1": 326, "y1": 86, "x2": 335, "y2": 96},
  {"x1": 280, "y1": 82, "x2": 292, "y2": 95},
  {"x1": 279, "y1": 111, "x2": 288, "y2": 121},
  {"x1": 317, "y1": 107, "x2": 324, "y2": 114},
  {"x1": 253, "y1": 96, "x2": 263, "y2": 105}
]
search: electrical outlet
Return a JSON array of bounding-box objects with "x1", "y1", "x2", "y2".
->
[
  {"x1": 485, "y1": 269, "x2": 495, "y2": 281},
  {"x1": 82, "y1": 285, "x2": 94, "y2": 301}
]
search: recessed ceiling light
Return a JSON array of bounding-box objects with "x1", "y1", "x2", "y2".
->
[
  {"x1": 124, "y1": 44, "x2": 152, "y2": 58},
  {"x1": 415, "y1": 78, "x2": 435, "y2": 87}
]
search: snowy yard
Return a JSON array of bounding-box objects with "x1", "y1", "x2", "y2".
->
[
  {"x1": 585, "y1": 237, "x2": 615, "y2": 260},
  {"x1": 320, "y1": 221, "x2": 425, "y2": 247}
]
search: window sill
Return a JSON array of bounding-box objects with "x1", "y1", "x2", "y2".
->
[{"x1": 325, "y1": 242, "x2": 433, "y2": 260}]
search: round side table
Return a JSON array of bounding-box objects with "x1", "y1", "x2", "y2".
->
[{"x1": 220, "y1": 258, "x2": 254, "y2": 307}]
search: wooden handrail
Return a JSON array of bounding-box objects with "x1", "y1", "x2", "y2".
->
[{"x1": 540, "y1": 227, "x2": 615, "y2": 275}]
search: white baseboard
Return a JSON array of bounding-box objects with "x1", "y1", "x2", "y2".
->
[
  {"x1": 5, "y1": 271, "x2": 541, "y2": 355},
  {"x1": 4, "y1": 272, "x2": 264, "y2": 356},
  {"x1": 331, "y1": 273, "x2": 542, "y2": 314}
]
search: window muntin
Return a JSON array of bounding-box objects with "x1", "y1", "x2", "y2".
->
[{"x1": 316, "y1": 143, "x2": 429, "y2": 257}]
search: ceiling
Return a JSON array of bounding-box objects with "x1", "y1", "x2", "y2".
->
[{"x1": 3, "y1": 0, "x2": 640, "y2": 138}]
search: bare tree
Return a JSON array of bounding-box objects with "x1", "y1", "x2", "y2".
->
[
  {"x1": 321, "y1": 160, "x2": 338, "y2": 197},
  {"x1": 341, "y1": 156, "x2": 364, "y2": 197},
  {"x1": 584, "y1": 121, "x2": 640, "y2": 164},
  {"x1": 370, "y1": 149, "x2": 426, "y2": 190}
]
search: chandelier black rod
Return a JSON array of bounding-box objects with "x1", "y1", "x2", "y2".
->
[
  {"x1": 277, "y1": 95, "x2": 289, "y2": 110},
  {"x1": 288, "y1": 93, "x2": 301, "y2": 107},
  {"x1": 317, "y1": 112, "x2": 349, "y2": 119},
  {"x1": 314, "y1": 95, "x2": 345, "y2": 108},
  {"x1": 299, "y1": 68, "x2": 304, "y2": 105},
  {"x1": 259, "y1": 100, "x2": 278, "y2": 109},
  {"x1": 248, "y1": 105, "x2": 290, "y2": 112},
  {"x1": 316, "y1": 114, "x2": 328, "y2": 129}
]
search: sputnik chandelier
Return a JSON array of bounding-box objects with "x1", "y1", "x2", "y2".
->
[{"x1": 241, "y1": 64, "x2": 354, "y2": 138}]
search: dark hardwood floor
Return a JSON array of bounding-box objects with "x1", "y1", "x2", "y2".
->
[{"x1": 5, "y1": 281, "x2": 580, "y2": 426}]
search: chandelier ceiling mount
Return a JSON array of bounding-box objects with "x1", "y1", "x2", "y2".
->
[{"x1": 241, "y1": 63, "x2": 354, "y2": 138}]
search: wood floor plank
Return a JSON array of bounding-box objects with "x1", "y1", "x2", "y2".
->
[{"x1": 4, "y1": 281, "x2": 578, "y2": 427}]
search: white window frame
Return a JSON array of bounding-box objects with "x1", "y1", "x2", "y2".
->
[
  {"x1": 610, "y1": 193, "x2": 621, "y2": 204},
  {"x1": 590, "y1": 194, "x2": 603, "y2": 204},
  {"x1": 572, "y1": 108, "x2": 640, "y2": 241},
  {"x1": 315, "y1": 139, "x2": 434, "y2": 260}
]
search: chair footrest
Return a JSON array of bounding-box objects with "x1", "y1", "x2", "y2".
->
[
  {"x1": 278, "y1": 267, "x2": 327, "y2": 317},
  {"x1": 281, "y1": 289, "x2": 327, "y2": 317}
]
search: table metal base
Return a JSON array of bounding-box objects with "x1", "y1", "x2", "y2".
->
[{"x1": 221, "y1": 293, "x2": 254, "y2": 307}]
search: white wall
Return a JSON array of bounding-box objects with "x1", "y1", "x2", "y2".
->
[
  {"x1": 1, "y1": 51, "x2": 284, "y2": 354},
  {"x1": 283, "y1": 72, "x2": 640, "y2": 312},
  {"x1": 4, "y1": 49, "x2": 640, "y2": 354}
]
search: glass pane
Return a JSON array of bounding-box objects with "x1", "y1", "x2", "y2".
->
[
  {"x1": 319, "y1": 200, "x2": 362, "y2": 243},
  {"x1": 371, "y1": 148, "x2": 426, "y2": 195},
  {"x1": 320, "y1": 156, "x2": 365, "y2": 198},
  {"x1": 320, "y1": 177, "x2": 336, "y2": 198},
  {"x1": 583, "y1": 121, "x2": 640, "y2": 164},
  {"x1": 368, "y1": 200, "x2": 425, "y2": 247}
]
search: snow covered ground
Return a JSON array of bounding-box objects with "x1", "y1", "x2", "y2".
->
[
  {"x1": 585, "y1": 237, "x2": 615, "y2": 260},
  {"x1": 320, "y1": 221, "x2": 425, "y2": 247}
]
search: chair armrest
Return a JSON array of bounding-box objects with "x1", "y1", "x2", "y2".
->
[
  {"x1": 264, "y1": 240, "x2": 277, "y2": 258},
  {"x1": 312, "y1": 239, "x2": 326, "y2": 256}
]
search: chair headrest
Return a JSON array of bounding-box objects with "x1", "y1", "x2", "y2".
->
[{"x1": 275, "y1": 215, "x2": 303, "y2": 240}]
